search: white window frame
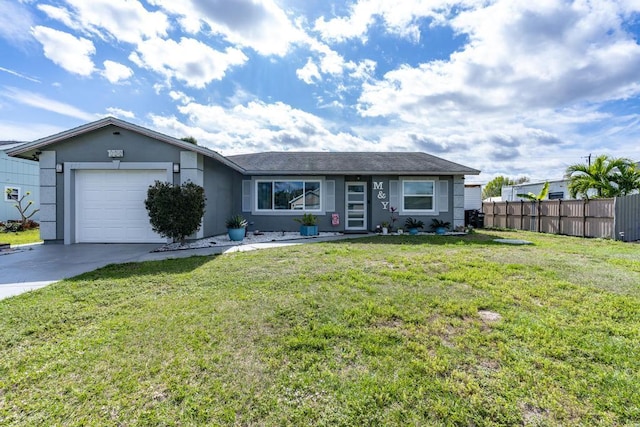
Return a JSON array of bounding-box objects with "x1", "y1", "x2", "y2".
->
[
  {"x1": 254, "y1": 178, "x2": 323, "y2": 214},
  {"x1": 4, "y1": 186, "x2": 20, "y2": 202},
  {"x1": 401, "y1": 179, "x2": 436, "y2": 213}
]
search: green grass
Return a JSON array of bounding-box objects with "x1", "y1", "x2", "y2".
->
[
  {"x1": 0, "y1": 228, "x2": 42, "y2": 246},
  {"x1": 1, "y1": 230, "x2": 638, "y2": 426}
]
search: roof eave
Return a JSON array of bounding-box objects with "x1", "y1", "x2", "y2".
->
[
  {"x1": 241, "y1": 169, "x2": 481, "y2": 175},
  {"x1": 6, "y1": 117, "x2": 245, "y2": 173}
]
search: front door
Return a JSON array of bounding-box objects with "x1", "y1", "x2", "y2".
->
[{"x1": 345, "y1": 182, "x2": 367, "y2": 231}]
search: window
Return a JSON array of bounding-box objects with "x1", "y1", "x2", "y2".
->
[
  {"x1": 256, "y1": 180, "x2": 321, "y2": 211},
  {"x1": 4, "y1": 187, "x2": 20, "y2": 202},
  {"x1": 548, "y1": 192, "x2": 564, "y2": 200},
  {"x1": 402, "y1": 180, "x2": 434, "y2": 212}
]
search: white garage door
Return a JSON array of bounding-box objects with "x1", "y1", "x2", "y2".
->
[{"x1": 76, "y1": 169, "x2": 167, "y2": 243}]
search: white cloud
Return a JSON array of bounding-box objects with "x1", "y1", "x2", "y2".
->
[
  {"x1": 296, "y1": 59, "x2": 321, "y2": 84},
  {"x1": 36, "y1": 4, "x2": 81, "y2": 32},
  {"x1": 1, "y1": 87, "x2": 96, "y2": 121},
  {"x1": 0, "y1": 66, "x2": 40, "y2": 83},
  {"x1": 48, "y1": 0, "x2": 169, "y2": 44},
  {"x1": 0, "y1": 120, "x2": 64, "y2": 142},
  {"x1": 149, "y1": 100, "x2": 376, "y2": 154},
  {"x1": 102, "y1": 60, "x2": 133, "y2": 83},
  {"x1": 353, "y1": 0, "x2": 640, "y2": 179},
  {"x1": 105, "y1": 107, "x2": 135, "y2": 119},
  {"x1": 314, "y1": 1, "x2": 376, "y2": 43},
  {"x1": 148, "y1": 0, "x2": 303, "y2": 56},
  {"x1": 31, "y1": 26, "x2": 96, "y2": 76},
  {"x1": 313, "y1": 0, "x2": 482, "y2": 43},
  {"x1": 0, "y1": 0, "x2": 35, "y2": 45},
  {"x1": 129, "y1": 37, "x2": 247, "y2": 88},
  {"x1": 168, "y1": 90, "x2": 194, "y2": 105}
]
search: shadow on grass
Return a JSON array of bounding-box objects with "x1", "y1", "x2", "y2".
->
[
  {"x1": 332, "y1": 231, "x2": 526, "y2": 247},
  {"x1": 64, "y1": 231, "x2": 525, "y2": 283},
  {"x1": 65, "y1": 254, "x2": 220, "y2": 282}
]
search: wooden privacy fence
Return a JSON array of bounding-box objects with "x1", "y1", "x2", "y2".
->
[{"x1": 482, "y1": 198, "x2": 622, "y2": 239}]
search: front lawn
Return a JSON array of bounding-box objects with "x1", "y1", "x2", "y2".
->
[
  {"x1": 0, "y1": 230, "x2": 638, "y2": 425},
  {"x1": 0, "y1": 228, "x2": 41, "y2": 246}
]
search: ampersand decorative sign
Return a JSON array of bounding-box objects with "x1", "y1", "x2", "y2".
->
[{"x1": 373, "y1": 181, "x2": 388, "y2": 209}]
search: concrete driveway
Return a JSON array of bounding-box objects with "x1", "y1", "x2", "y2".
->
[{"x1": 0, "y1": 243, "x2": 162, "y2": 300}]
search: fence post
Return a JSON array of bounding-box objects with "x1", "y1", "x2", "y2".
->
[
  {"x1": 520, "y1": 200, "x2": 524, "y2": 230},
  {"x1": 493, "y1": 201, "x2": 497, "y2": 227},
  {"x1": 537, "y1": 200, "x2": 542, "y2": 233},
  {"x1": 558, "y1": 199, "x2": 562, "y2": 235},
  {"x1": 505, "y1": 200, "x2": 509, "y2": 229},
  {"x1": 582, "y1": 199, "x2": 587, "y2": 237}
]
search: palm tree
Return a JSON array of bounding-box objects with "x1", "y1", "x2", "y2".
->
[
  {"x1": 611, "y1": 162, "x2": 640, "y2": 196},
  {"x1": 565, "y1": 155, "x2": 629, "y2": 198}
]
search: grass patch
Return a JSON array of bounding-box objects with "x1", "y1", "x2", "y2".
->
[
  {"x1": 0, "y1": 230, "x2": 638, "y2": 425},
  {"x1": 0, "y1": 228, "x2": 41, "y2": 246}
]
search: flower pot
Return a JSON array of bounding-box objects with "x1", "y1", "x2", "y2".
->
[
  {"x1": 409, "y1": 228, "x2": 419, "y2": 235},
  {"x1": 300, "y1": 225, "x2": 318, "y2": 236},
  {"x1": 382, "y1": 227, "x2": 388, "y2": 235},
  {"x1": 228, "y1": 227, "x2": 245, "y2": 241},
  {"x1": 435, "y1": 227, "x2": 446, "y2": 235}
]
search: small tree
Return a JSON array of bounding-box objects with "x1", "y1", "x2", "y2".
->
[
  {"x1": 145, "y1": 181, "x2": 206, "y2": 243},
  {"x1": 482, "y1": 176, "x2": 529, "y2": 199},
  {"x1": 7, "y1": 189, "x2": 39, "y2": 228},
  {"x1": 180, "y1": 136, "x2": 198, "y2": 145}
]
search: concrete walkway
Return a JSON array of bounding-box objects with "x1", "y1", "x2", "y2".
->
[{"x1": 0, "y1": 233, "x2": 370, "y2": 300}]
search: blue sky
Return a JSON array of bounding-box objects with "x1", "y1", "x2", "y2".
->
[{"x1": 1, "y1": 0, "x2": 640, "y2": 183}]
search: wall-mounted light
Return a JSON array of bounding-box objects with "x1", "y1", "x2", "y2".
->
[
  {"x1": 56, "y1": 163, "x2": 63, "y2": 173},
  {"x1": 173, "y1": 163, "x2": 180, "y2": 173}
]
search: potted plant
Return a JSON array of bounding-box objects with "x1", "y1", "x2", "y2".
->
[
  {"x1": 430, "y1": 218, "x2": 451, "y2": 235},
  {"x1": 294, "y1": 213, "x2": 318, "y2": 236},
  {"x1": 381, "y1": 221, "x2": 390, "y2": 235},
  {"x1": 404, "y1": 217, "x2": 424, "y2": 235},
  {"x1": 226, "y1": 214, "x2": 248, "y2": 241}
]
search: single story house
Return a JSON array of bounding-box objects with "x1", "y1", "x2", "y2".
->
[
  {"x1": 7, "y1": 117, "x2": 480, "y2": 244},
  {"x1": 1, "y1": 141, "x2": 39, "y2": 223}
]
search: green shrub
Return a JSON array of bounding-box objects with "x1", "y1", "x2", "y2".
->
[{"x1": 144, "y1": 181, "x2": 206, "y2": 243}]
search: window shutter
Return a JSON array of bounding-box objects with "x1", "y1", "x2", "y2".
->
[
  {"x1": 389, "y1": 180, "x2": 399, "y2": 210},
  {"x1": 438, "y1": 180, "x2": 449, "y2": 212},
  {"x1": 242, "y1": 180, "x2": 252, "y2": 212},
  {"x1": 325, "y1": 180, "x2": 335, "y2": 212}
]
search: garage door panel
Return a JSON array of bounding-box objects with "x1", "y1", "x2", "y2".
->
[{"x1": 76, "y1": 169, "x2": 167, "y2": 243}]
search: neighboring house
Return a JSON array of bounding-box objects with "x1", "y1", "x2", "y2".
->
[
  {"x1": 502, "y1": 179, "x2": 579, "y2": 201},
  {"x1": 7, "y1": 117, "x2": 480, "y2": 244},
  {"x1": 1, "y1": 141, "x2": 39, "y2": 223}
]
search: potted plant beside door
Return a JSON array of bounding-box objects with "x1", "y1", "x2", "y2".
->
[
  {"x1": 404, "y1": 217, "x2": 424, "y2": 235},
  {"x1": 226, "y1": 214, "x2": 248, "y2": 241},
  {"x1": 295, "y1": 213, "x2": 318, "y2": 236}
]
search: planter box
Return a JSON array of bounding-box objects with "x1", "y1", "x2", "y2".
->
[{"x1": 300, "y1": 225, "x2": 318, "y2": 236}]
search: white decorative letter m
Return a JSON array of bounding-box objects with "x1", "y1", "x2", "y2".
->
[{"x1": 373, "y1": 182, "x2": 383, "y2": 190}]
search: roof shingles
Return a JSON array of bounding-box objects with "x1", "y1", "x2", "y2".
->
[{"x1": 227, "y1": 152, "x2": 479, "y2": 175}]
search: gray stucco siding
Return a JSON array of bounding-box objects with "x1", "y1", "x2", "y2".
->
[
  {"x1": 202, "y1": 156, "x2": 243, "y2": 237},
  {"x1": 238, "y1": 175, "x2": 347, "y2": 233},
  {"x1": 368, "y1": 175, "x2": 453, "y2": 231},
  {"x1": 234, "y1": 174, "x2": 455, "y2": 233}
]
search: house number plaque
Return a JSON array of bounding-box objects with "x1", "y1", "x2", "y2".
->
[{"x1": 108, "y1": 150, "x2": 124, "y2": 158}]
